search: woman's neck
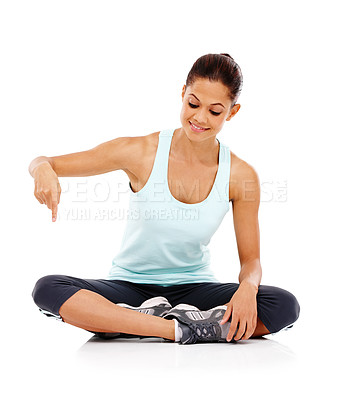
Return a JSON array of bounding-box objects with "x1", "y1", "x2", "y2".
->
[{"x1": 172, "y1": 127, "x2": 220, "y2": 166}]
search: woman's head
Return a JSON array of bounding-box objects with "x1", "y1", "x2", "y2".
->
[
  {"x1": 185, "y1": 53, "x2": 243, "y2": 108},
  {"x1": 180, "y1": 53, "x2": 242, "y2": 139}
]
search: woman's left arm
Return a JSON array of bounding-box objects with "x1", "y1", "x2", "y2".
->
[{"x1": 220, "y1": 159, "x2": 262, "y2": 341}]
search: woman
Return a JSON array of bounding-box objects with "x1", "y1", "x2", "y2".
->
[{"x1": 29, "y1": 53, "x2": 300, "y2": 345}]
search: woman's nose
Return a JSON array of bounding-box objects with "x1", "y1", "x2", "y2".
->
[{"x1": 194, "y1": 109, "x2": 208, "y2": 125}]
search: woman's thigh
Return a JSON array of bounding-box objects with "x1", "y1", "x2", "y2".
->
[
  {"x1": 31, "y1": 275, "x2": 159, "y2": 317},
  {"x1": 164, "y1": 282, "x2": 240, "y2": 310},
  {"x1": 164, "y1": 282, "x2": 300, "y2": 334}
]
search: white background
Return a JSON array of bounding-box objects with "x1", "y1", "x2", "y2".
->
[{"x1": 1, "y1": 0, "x2": 339, "y2": 398}]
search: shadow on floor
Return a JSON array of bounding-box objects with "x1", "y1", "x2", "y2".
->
[{"x1": 75, "y1": 334, "x2": 296, "y2": 372}]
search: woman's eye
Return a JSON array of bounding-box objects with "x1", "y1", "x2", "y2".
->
[{"x1": 188, "y1": 102, "x2": 221, "y2": 116}]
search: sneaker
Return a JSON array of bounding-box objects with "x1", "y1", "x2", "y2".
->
[
  {"x1": 117, "y1": 296, "x2": 172, "y2": 317},
  {"x1": 38, "y1": 308, "x2": 63, "y2": 322},
  {"x1": 163, "y1": 303, "x2": 238, "y2": 344},
  {"x1": 91, "y1": 296, "x2": 173, "y2": 340}
]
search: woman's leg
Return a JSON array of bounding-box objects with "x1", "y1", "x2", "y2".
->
[
  {"x1": 59, "y1": 289, "x2": 175, "y2": 339},
  {"x1": 163, "y1": 282, "x2": 300, "y2": 338},
  {"x1": 252, "y1": 317, "x2": 271, "y2": 337},
  {"x1": 32, "y1": 275, "x2": 175, "y2": 340}
]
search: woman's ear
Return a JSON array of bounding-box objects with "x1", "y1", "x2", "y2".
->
[
  {"x1": 226, "y1": 104, "x2": 241, "y2": 121},
  {"x1": 181, "y1": 84, "x2": 186, "y2": 100}
]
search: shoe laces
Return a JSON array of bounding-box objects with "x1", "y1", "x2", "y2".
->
[{"x1": 187, "y1": 321, "x2": 218, "y2": 343}]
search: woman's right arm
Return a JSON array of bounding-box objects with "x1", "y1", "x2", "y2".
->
[{"x1": 28, "y1": 136, "x2": 140, "y2": 222}]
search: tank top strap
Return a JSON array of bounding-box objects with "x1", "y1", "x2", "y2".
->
[
  {"x1": 213, "y1": 140, "x2": 231, "y2": 204},
  {"x1": 148, "y1": 128, "x2": 174, "y2": 185}
]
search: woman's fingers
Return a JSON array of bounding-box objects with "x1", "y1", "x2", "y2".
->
[
  {"x1": 40, "y1": 191, "x2": 47, "y2": 205},
  {"x1": 242, "y1": 324, "x2": 254, "y2": 340},
  {"x1": 35, "y1": 194, "x2": 44, "y2": 204},
  {"x1": 242, "y1": 315, "x2": 257, "y2": 340},
  {"x1": 226, "y1": 316, "x2": 239, "y2": 342},
  {"x1": 35, "y1": 188, "x2": 59, "y2": 221},
  {"x1": 34, "y1": 181, "x2": 44, "y2": 204},
  {"x1": 44, "y1": 189, "x2": 53, "y2": 210},
  {"x1": 51, "y1": 199, "x2": 58, "y2": 222},
  {"x1": 220, "y1": 304, "x2": 231, "y2": 325},
  {"x1": 234, "y1": 319, "x2": 247, "y2": 341},
  {"x1": 44, "y1": 191, "x2": 59, "y2": 222},
  {"x1": 33, "y1": 167, "x2": 61, "y2": 221}
]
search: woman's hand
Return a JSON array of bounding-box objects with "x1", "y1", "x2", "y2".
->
[
  {"x1": 220, "y1": 282, "x2": 258, "y2": 342},
  {"x1": 33, "y1": 163, "x2": 61, "y2": 222}
]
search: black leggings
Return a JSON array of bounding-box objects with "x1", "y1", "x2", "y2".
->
[{"x1": 32, "y1": 274, "x2": 300, "y2": 334}]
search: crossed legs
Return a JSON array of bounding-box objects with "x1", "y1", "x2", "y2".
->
[
  {"x1": 33, "y1": 275, "x2": 299, "y2": 341},
  {"x1": 59, "y1": 289, "x2": 270, "y2": 340}
]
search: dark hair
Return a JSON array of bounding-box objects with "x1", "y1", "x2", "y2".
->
[{"x1": 185, "y1": 53, "x2": 243, "y2": 107}]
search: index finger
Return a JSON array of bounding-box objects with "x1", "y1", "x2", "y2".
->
[{"x1": 52, "y1": 201, "x2": 58, "y2": 222}]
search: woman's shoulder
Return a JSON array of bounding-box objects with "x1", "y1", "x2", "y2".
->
[
  {"x1": 229, "y1": 150, "x2": 260, "y2": 202},
  {"x1": 130, "y1": 130, "x2": 160, "y2": 145},
  {"x1": 117, "y1": 130, "x2": 160, "y2": 182},
  {"x1": 118, "y1": 130, "x2": 160, "y2": 157}
]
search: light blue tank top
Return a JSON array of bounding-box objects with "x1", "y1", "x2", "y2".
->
[{"x1": 106, "y1": 128, "x2": 231, "y2": 286}]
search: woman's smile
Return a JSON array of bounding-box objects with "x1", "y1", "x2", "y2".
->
[{"x1": 189, "y1": 121, "x2": 209, "y2": 132}]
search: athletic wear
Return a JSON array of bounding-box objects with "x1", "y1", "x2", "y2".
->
[
  {"x1": 31, "y1": 128, "x2": 301, "y2": 339},
  {"x1": 163, "y1": 303, "x2": 235, "y2": 344},
  {"x1": 106, "y1": 128, "x2": 231, "y2": 286},
  {"x1": 31, "y1": 274, "x2": 301, "y2": 335}
]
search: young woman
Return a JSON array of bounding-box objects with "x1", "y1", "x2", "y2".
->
[{"x1": 29, "y1": 53, "x2": 300, "y2": 345}]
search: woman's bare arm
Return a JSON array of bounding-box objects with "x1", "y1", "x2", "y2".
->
[
  {"x1": 230, "y1": 155, "x2": 262, "y2": 290},
  {"x1": 220, "y1": 156, "x2": 262, "y2": 341},
  {"x1": 28, "y1": 135, "x2": 145, "y2": 221},
  {"x1": 28, "y1": 136, "x2": 141, "y2": 178}
]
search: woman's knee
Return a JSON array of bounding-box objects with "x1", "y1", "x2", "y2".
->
[
  {"x1": 258, "y1": 285, "x2": 300, "y2": 332},
  {"x1": 281, "y1": 289, "x2": 300, "y2": 325},
  {"x1": 32, "y1": 274, "x2": 67, "y2": 311}
]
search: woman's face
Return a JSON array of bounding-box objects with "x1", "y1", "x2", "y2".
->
[{"x1": 180, "y1": 78, "x2": 240, "y2": 140}]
